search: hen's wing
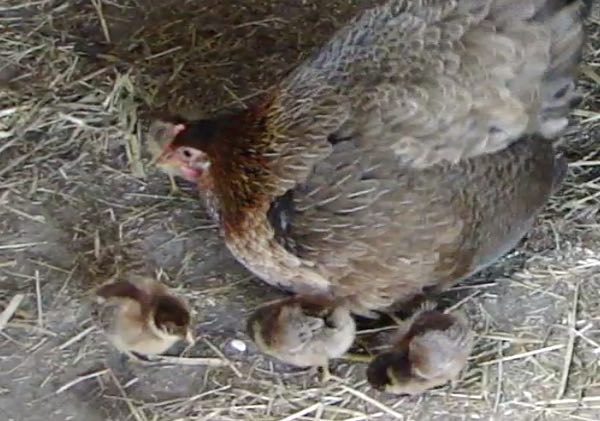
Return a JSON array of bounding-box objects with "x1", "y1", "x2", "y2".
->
[
  {"x1": 256, "y1": 0, "x2": 587, "y2": 308},
  {"x1": 264, "y1": 0, "x2": 588, "y2": 196}
]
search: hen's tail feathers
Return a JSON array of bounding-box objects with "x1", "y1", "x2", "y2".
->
[{"x1": 535, "y1": 0, "x2": 591, "y2": 137}]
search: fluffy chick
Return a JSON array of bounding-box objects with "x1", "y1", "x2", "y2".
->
[
  {"x1": 367, "y1": 306, "x2": 473, "y2": 395},
  {"x1": 246, "y1": 295, "x2": 356, "y2": 380},
  {"x1": 147, "y1": 120, "x2": 188, "y2": 194},
  {"x1": 92, "y1": 276, "x2": 193, "y2": 359}
]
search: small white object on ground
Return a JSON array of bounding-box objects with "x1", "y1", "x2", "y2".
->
[{"x1": 230, "y1": 339, "x2": 247, "y2": 352}]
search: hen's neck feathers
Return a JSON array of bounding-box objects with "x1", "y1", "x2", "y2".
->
[{"x1": 172, "y1": 100, "x2": 277, "y2": 230}]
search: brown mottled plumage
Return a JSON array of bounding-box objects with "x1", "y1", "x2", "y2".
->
[
  {"x1": 246, "y1": 295, "x2": 356, "y2": 379},
  {"x1": 92, "y1": 277, "x2": 193, "y2": 357},
  {"x1": 151, "y1": 0, "x2": 590, "y2": 316},
  {"x1": 367, "y1": 305, "x2": 474, "y2": 395}
]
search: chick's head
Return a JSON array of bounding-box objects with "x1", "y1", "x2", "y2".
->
[
  {"x1": 245, "y1": 300, "x2": 283, "y2": 351},
  {"x1": 152, "y1": 295, "x2": 194, "y2": 344},
  {"x1": 367, "y1": 351, "x2": 413, "y2": 393}
]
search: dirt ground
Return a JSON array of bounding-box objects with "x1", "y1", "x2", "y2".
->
[{"x1": 0, "y1": 1, "x2": 599, "y2": 420}]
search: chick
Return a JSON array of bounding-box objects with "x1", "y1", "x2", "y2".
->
[
  {"x1": 147, "y1": 119, "x2": 187, "y2": 194},
  {"x1": 92, "y1": 276, "x2": 193, "y2": 359},
  {"x1": 246, "y1": 295, "x2": 356, "y2": 381},
  {"x1": 367, "y1": 306, "x2": 473, "y2": 395}
]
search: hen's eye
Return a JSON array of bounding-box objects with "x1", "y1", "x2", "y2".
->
[{"x1": 181, "y1": 149, "x2": 192, "y2": 159}]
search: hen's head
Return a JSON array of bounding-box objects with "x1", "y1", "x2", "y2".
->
[{"x1": 148, "y1": 117, "x2": 226, "y2": 183}]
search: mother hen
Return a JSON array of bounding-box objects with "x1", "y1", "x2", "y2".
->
[{"x1": 151, "y1": 0, "x2": 590, "y2": 316}]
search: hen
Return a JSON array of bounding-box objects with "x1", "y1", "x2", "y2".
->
[
  {"x1": 151, "y1": 0, "x2": 590, "y2": 316},
  {"x1": 246, "y1": 295, "x2": 356, "y2": 380},
  {"x1": 366, "y1": 305, "x2": 473, "y2": 395},
  {"x1": 92, "y1": 276, "x2": 194, "y2": 358}
]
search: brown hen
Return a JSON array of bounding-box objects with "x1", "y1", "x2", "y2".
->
[{"x1": 150, "y1": 0, "x2": 590, "y2": 316}]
